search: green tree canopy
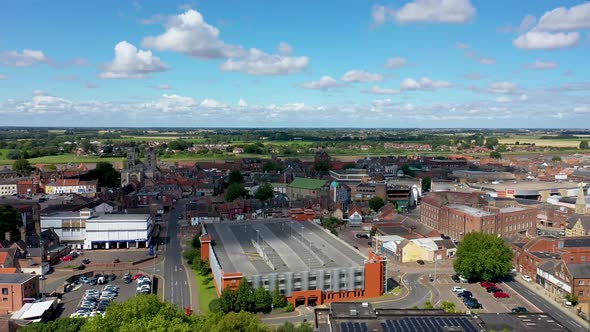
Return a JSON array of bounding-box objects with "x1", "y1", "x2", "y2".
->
[
  {"x1": 87, "y1": 162, "x2": 120, "y2": 188},
  {"x1": 485, "y1": 137, "x2": 499, "y2": 150},
  {"x1": 0, "y1": 205, "x2": 23, "y2": 241},
  {"x1": 314, "y1": 160, "x2": 330, "y2": 172},
  {"x1": 254, "y1": 183, "x2": 274, "y2": 200},
  {"x1": 253, "y1": 287, "x2": 273, "y2": 313},
  {"x1": 276, "y1": 322, "x2": 314, "y2": 332},
  {"x1": 580, "y1": 140, "x2": 589, "y2": 149},
  {"x1": 369, "y1": 196, "x2": 385, "y2": 212},
  {"x1": 421, "y1": 176, "x2": 431, "y2": 192},
  {"x1": 13, "y1": 158, "x2": 33, "y2": 173},
  {"x1": 19, "y1": 318, "x2": 86, "y2": 332},
  {"x1": 489, "y1": 151, "x2": 502, "y2": 159},
  {"x1": 551, "y1": 156, "x2": 562, "y2": 162},
  {"x1": 227, "y1": 170, "x2": 244, "y2": 184},
  {"x1": 454, "y1": 232, "x2": 513, "y2": 281},
  {"x1": 226, "y1": 182, "x2": 248, "y2": 202}
]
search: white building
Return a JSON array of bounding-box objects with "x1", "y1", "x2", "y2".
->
[
  {"x1": 40, "y1": 210, "x2": 92, "y2": 249},
  {"x1": 84, "y1": 214, "x2": 152, "y2": 250},
  {"x1": 0, "y1": 183, "x2": 17, "y2": 196}
]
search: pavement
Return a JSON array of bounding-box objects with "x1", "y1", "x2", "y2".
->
[
  {"x1": 502, "y1": 277, "x2": 589, "y2": 332},
  {"x1": 59, "y1": 277, "x2": 137, "y2": 318}
]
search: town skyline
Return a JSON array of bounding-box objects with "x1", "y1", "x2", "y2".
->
[{"x1": 1, "y1": 0, "x2": 589, "y2": 127}]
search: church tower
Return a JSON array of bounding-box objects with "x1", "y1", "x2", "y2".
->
[{"x1": 575, "y1": 182, "x2": 586, "y2": 214}]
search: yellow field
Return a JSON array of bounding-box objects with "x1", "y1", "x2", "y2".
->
[{"x1": 499, "y1": 138, "x2": 581, "y2": 147}]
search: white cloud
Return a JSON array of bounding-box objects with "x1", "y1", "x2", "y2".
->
[
  {"x1": 362, "y1": 85, "x2": 400, "y2": 95},
  {"x1": 200, "y1": 98, "x2": 226, "y2": 109},
  {"x1": 0, "y1": 74, "x2": 8, "y2": 80},
  {"x1": 400, "y1": 77, "x2": 452, "y2": 91},
  {"x1": 0, "y1": 49, "x2": 50, "y2": 67},
  {"x1": 574, "y1": 106, "x2": 589, "y2": 113},
  {"x1": 384, "y1": 57, "x2": 408, "y2": 68},
  {"x1": 536, "y1": 3, "x2": 590, "y2": 32},
  {"x1": 220, "y1": 48, "x2": 309, "y2": 76},
  {"x1": 143, "y1": 9, "x2": 245, "y2": 59},
  {"x1": 238, "y1": 99, "x2": 248, "y2": 107},
  {"x1": 158, "y1": 84, "x2": 172, "y2": 90},
  {"x1": 278, "y1": 42, "x2": 293, "y2": 56},
  {"x1": 523, "y1": 59, "x2": 558, "y2": 70},
  {"x1": 100, "y1": 41, "x2": 168, "y2": 79},
  {"x1": 455, "y1": 42, "x2": 469, "y2": 49},
  {"x1": 300, "y1": 76, "x2": 343, "y2": 90},
  {"x1": 150, "y1": 94, "x2": 198, "y2": 112},
  {"x1": 341, "y1": 70, "x2": 384, "y2": 83},
  {"x1": 513, "y1": 31, "x2": 579, "y2": 49},
  {"x1": 478, "y1": 57, "x2": 496, "y2": 65},
  {"x1": 391, "y1": 0, "x2": 476, "y2": 24},
  {"x1": 498, "y1": 15, "x2": 536, "y2": 33},
  {"x1": 496, "y1": 96, "x2": 512, "y2": 103},
  {"x1": 519, "y1": 94, "x2": 529, "y2": 101},
  {"x1": 488, "y1": 81, "x2": 519, "y2": 94},
  {"x1": 371, "y1": 5, "x2": 393, "y2": 25}
]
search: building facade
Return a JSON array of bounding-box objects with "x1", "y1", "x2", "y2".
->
[
  {"x1": 84, "y1": 214, "x2": 153, "y2": 249},
  {"x1": 44, "y1": 179, "x2": 97, "y2": 196},
  {"x1": 0, "y1": 274, "x2": 38, "y2": 314},
  {"x1": 0, "y1": 183, "x2": 17, "y2": 196}
]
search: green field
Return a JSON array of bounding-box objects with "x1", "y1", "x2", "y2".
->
[
  {"x1": 0, "y1": 149, "x2": 12, "y2": 161},
  {"x1": 196, "y1": 273, "x2": 218, "y2": 313},
  {"x1": 499, "y1": 136, "x2": 582, "y2": 148},
  {"x1": 0, "y1": 153, "x2": 125, "y2": 166}
]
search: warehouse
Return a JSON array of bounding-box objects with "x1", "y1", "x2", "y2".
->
[{"x1": 200, "y1": 219, "x2": 386, "y2": 306}]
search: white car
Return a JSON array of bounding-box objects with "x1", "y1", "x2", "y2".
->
[
  {"x1": 79, "y1": 277, "x2": 90, "y2": 284},
  {"x1": 452, "y1": 286, "x2": 466, "y2": 292},
  {"x1": 522, "y1": 275, "x2": 532, "y2": 282}
]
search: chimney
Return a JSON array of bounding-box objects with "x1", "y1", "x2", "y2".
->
[{"x1": 5, "y1": 231, "x2": 11, "y2": 242}]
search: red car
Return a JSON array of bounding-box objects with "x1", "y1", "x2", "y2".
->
[
  {"x1": 480, "y1": 281, "x2": 496, "y2": 288},
  {"x1": 494, "y1": 292, "x2": 510, "y2": 298},
  {"x1": 60, "y1": 255, "x2": 74, "y2": 261},
  {"x1": 132, "y1": 273, "x2": 144, "y2": 280}
]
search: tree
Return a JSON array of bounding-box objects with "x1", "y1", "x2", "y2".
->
[
  {"x1": 277, "y1": 322, "x2": 314, "y2": 332},
  {"x1": 226, "y1": 183, "x2": 248, "y2": 202},
  {"x1": 421, "y1": 176, "x2": 431, "y2": 192},
  {"x1": 0, "y1": 205, "x2": 23, "y2": 241},
  {"x1": 342, "y1": 162, "x2": 356, "y2": 170},
  {"x1": 485, "y1": 137, "x2": 499, "y2": 150},
  {"x1": 440, "y1": 301, "x2": 457, "y2": 313},
  {"x1": 551, "y1": 156, "x2": 562, "y2": 162},
  {"x1": 227, "y1": 170, "x2": 244, "y2": 184},
  {"x1": 314, "y1": 160, "x2": 330, "y2": 172},
  {"x1": 580, "y1": 140, "x2": 589, "y2": 149},
  {"x1": 235, "y1": 280, "x2": 255, "y2": 312},
  {"x1": 423, "y1": 300, "x2": 434, "y2": 309},
  {"x1": 255, "y1": 183, "x2": 274, "y2": 200},
  {"x1": 565, "y1": 293, "x2": 579, "y2": 305},
  {"x1": 263, "y1": 161, "x2": 282, "y2": 172},
  {"x1": 13, "y1": 159, "x2": 33, "y2": 173},
  {"x1": 253, "y1": 286, "x2": 272, "y2": 313},
  {"x1": 489, "y1": 151, "x2": 502, "y2": 159},
  {"x1": 19, "y1": 318, "x2": 86, "y2": 332},
  {"x1": 401, "y1": 164, "x2": 414, "y2": 177},
  {"x1": 87, "y1": 162, "x2": 120, "y2": 188},
  {"x1": 454, "y1": 232, "x2": 513, "y2": 281},
  {"x1": 272, "y1": 283, "x2": 287, "y2": 308},
  {"x1": 369, "y1": 196, "x2": 385, "y2": 212},
  {"x1": 219, "y1": 288, "x2": 237, "y2": 313}
]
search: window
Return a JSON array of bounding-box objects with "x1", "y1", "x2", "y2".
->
[
  {"x1": 578, "y1": 290, "x2": 584, "y2": 297},
  {"x1": 1, "y1": 288, "x2": 7, "y2": 295},
  {"x1": 579, "y1": 280, "x2": 585, "y2": 285},
  {"x1": 2, "y1": 298, "x2": 7, "y2": 302}
]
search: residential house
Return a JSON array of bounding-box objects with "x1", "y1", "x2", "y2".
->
[
  {"x1": 44, "y1": 179, "x2": 97, "y2": 196},
  {"x1": 0, "y1": 274, "x2": 39, "y2": 314},
  {"x1": 537, "y1": 261, "x2": 590, "y2": 304},
  {"x1": 566, "y1": 215, "x2": 590, "y2": 237}
]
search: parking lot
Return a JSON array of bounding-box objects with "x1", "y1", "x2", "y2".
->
[
  {"x1": 58, "y1": 274, "x2": 153, "y2": 318},
  {"x1": 436, "y1": 274, "x2": 538, "y2": 313},
  {"x1": 338, "y1": 225, "x2": 374, "y2": 251}
]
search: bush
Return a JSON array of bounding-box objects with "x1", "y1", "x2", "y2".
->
[
  {"x1": 209, "y1": 299, "x2": 222, "y2": 313},
  {"x1": 423, "y1": 300, "x2": 434, "y2": 309},
  {"x1": 285, "y1": 303, "x2": 295, "y2": 312},
  {"x1": 440, "y1": 301, "x2": 456, "y2": 313}
]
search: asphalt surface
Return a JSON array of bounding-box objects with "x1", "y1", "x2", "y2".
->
[
  {"x1": 380, "y1": 273, "x2": 432, "y2": 309},
  {"x1": 503, "y1": 279, "x2": 589, "y2": 332},
  {"x1": 162, "y1": 199, "x2": 191, "y2": 309}
]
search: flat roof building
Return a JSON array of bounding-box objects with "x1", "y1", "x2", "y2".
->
[{"x1": 201, "y1": 220, "x2": 386, "y2": 307}]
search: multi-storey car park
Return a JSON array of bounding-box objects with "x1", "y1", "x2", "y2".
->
[{"x1": 200, "y1": 219, "x2": 386, "y2": 307}]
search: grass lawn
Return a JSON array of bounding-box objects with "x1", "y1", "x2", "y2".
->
[
  {"x1": 0, "y1": 149, "x2": 12, "y2": 161},
  {"x1": 498, "y1": 137, "x2": 581, "y2": 148},
  {"x1": 196, "y1": 273, "x2": 218, "y2": 313}
]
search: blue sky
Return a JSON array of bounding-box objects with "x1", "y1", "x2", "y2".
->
[{"x1": 0, "y1": 0, "x2": 589, "y2": 127}]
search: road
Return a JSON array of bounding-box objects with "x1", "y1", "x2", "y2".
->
[
  {"x1": 377, "y1": 273, "x2": 433, "y2": 309},
  {"x1": 162, "y1": 199, "x2": 191, "y2": 309},
  {"x1": 503, "y1": 279, "x2": 588, "y2": 332}
]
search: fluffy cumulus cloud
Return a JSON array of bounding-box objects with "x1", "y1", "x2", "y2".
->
[
  {"x1": 383, "y1": 57, "x2": 408, "y2": 68},
  {"x1": 400, "y1": 77, "x2": 452, "y2": 91},
  {"x1": 200, "y1": 99, "x2": 227, "y2": 109},
  {"x1": 536, "y1": 2, "x2": 590, "y2": 31},
  {"x1": 143, "y1": 9, "x2": 245, "y2": 59},
  {"x1": 341, "y1": 70, "x2": 384, "y2": 83},
  {"x1": 100, "y1": 41, "x2": 168, "y2": 79},
  {"x1": 388, "y1": 0, "x2": 476, "y2": 24},
  {"x1": 513, "y1": 31, "x2": 579, "y2": 49},
  {"x1": 0, "y1": 49, "x2": 51, "y2": 67},
  {"x1": 220, "y1": 48, "x2": 309, "y2": 76},
  {"x1": 238, "y1": 99, "x2": 248, "y2": 107},
  {"x1": 523, "y1": 59, "x2": 558, "y2": 70},
  {"x1": 299, "y1": 76, "x2": 343, "y2": 90},
  {"x1": 488, "y1": 81, "x2": 519, "y2": 94},
  {"x1": 361, "y1": 85, "x2": 400, "y2": 95}
]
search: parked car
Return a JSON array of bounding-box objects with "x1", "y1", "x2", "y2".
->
[
  {"x1": 486, "y1": 287, "x2": 502, "y2": 293},
  {"x1": 465, "y1": 299, "x2": 482, "y2": 309},
  {"x1": 522, "y1": 275, "x2": 532, "y2": 282},
  {"x1": 108, "y1": 274, "x2": 116, "y2": 281},
  {"x1": 79, "y1": 277, "x2": 90, "y2": 284},
  {"x1": 494, "y1": 292, "x2": 510, "y2": 298},
  {"x1": 355, "y1": 233, "x2": 364, "y2": 239},
  {"x1": 416, "y1": 260, "x2": 425, "y2": 265},
  {"x1": 124, "y1": 278, "x2": 132, "y2": 284},
  {"x1": 60, "y1": 255, "x2": 74, "y2": 262},
  {"x1": 89, "y1": 279, "x2": 97, "y2": 286},
  {"x1": 82, "y1": 259, "x2": 91, "y2": 264},
  {"x1": 512, "y1": 306, "x2": 527, "y2": 313},
  {"x1": 457, "y1": 291, "x2": 472, "y2": 298},
  {"x1": 451, "y1": 274, "x2": 461, "y2": 283},
  {"x1": 113, "y1": 258, "x2": 121, "y2": 264},
  {"x1": 480, "y1": 281, "x2": 496, "y2": 288},
  {"x1": 458, "y1": 275, "x2": 469, "y2": 283},
  {"x1": 452, "y1": 286, "x2": 466, "y2": 292},
  {"x1": 78, "y1": 264, "x2": 85, "y2": 270},
  {"x1": 132, "y1": 273, "x2": 144, "y2": 280}
]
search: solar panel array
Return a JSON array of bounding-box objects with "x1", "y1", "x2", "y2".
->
[
  {"x1": 339, "y1": 322, "x2": 369, "y2": 332},
  {"x1": 379, "y1": 317, "x2": 477, "y2": 332}
]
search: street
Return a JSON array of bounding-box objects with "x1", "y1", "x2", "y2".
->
[
  {"x1": 161, "y1": 199, "x2": 192, "y2": 309},
  {"x1": 503, "y1": 279, "x2": 589, "y2": 332}
]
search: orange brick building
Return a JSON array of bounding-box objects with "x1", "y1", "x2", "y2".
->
[
  {"x1": 0, "y1": 274, "x2": 39, "y2": 314},
  {"x1": 200, "y1": 220, "x2": 386, "y2": 306}
]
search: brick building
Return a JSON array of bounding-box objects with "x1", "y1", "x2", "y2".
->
[
  {"x1": 0, "y1": 274, "x2": 38, "y2": 314},
  {"x1": 420, "y1": 192, "x2": 537, "y2": 240}
]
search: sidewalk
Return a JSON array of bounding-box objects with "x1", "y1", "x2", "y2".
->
[{"x1": 514, "y1": 276, "x2": 588, "y2": 327}]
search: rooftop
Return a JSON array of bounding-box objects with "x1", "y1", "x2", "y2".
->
[
  {"x1": 287, "y1": 177, "x2": 327, "y2": 190},
  {"x1": 87, "y1": 214, "x2": 150, "y2": 222},
  {"x1": 205, "y1": 219, "x2": 366, "y2": 276},
  {"x1": 478, "y1": 313, "x2": 569, "y2": 332},
  {"x1": 446, "y1": 204, "x2": 492, "y2": 217},
  {"x1": 567, "y1": 263, "x2": 590, "y2": 279},
  {"x1": 471, "y1": 180, "x2": 579, "y2": 192},
  {"x1": 0, "y1": 273, "x2": 37, "y2": 284},
  {"x1": 499, "y1": 206, "x2": 528, "y2": 213}
]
